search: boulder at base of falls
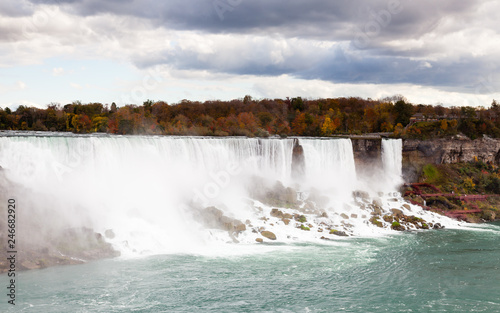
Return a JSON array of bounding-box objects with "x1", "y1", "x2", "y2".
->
[
  {"x1": 329, "y1": 229, "x2": 348, "y2": 237},
  {"x1": 369, "y1": 216, "x2": 383, "y2": 227},
  {"x1": 391, "y1": 221, "x2": 405, "y2": 231},
  {"x1": 433, "y1": 223, "x2": 445, "y2": 229},
  {"x1": 261, "y1": 231, "x2": 277, "y2": 240},
  {"x1": 391, "y1": 209, "x2": 404, "y2": 217},
  {"x1": 259, "y1": 182, "x2": 299, "y2": 209},
  {"x1": 270, "y1": 208, "x2": 284, "y2": 218},
  {"x1": 371, "y1": 205, "x2": 383, "y2": 216},
  {"x1": 340, "y1": 213, "x2": 349, "y2": 219},
  {"x1": 199, "y1": 206, "x2": 246, "y2": 234},
  {"x1": 256, "y1": 238, "x2": 263, "y2": 243},
  {"x1": 220, "y1": 216, "x2": 247, "y2": 233}
]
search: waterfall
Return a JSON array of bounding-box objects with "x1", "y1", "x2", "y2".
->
[
  {"x1": 381, "y1": 139, "x2": 403, "y2": 189},
  {"x1": 0, "y1": 133, "x2": 455, "y2": 255},
  {"x1": 0, "y1": 135, "x2": 295, "y2": 254},
  {"x1": 299, "y1": 138, "x2": 357, "y2": 203}
]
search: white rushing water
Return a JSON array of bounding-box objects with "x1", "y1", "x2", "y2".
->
[
  {"x1": 382, "y1": 138, "x2": 403, "y2": 189},
  {"x1": 301, "y1": 138, "x2": 357, "y2": 192},
  {"x1": 0, "y1": 134, "x2": 460, "y2": 256}
]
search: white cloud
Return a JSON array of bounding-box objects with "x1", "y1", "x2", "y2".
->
[
  {"x1": 17, "y1": 81, "x2": 26, "y2": 89},
  {"x1": 4, "y1": 100, "x2": 44, "y2": 110},
  {"x1": 70, "y1": 83, "x2": 82, "y2": 89},
  {"x1": 0, "y1": 81, "x2": 27, "y2": 93},
  {"x1": 418, "y1": 61, "x2": 432, "y2": 69},
  {"x1": 52, "y1": 67, "x2": 64, "y2": 76},
  {"x1": 0, "y1": 0, "x2": 498, "y2": 107}
]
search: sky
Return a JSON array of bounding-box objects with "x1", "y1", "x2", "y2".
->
[{"x1": 1, "y1": 0, "x2": 499, "y2": 109}]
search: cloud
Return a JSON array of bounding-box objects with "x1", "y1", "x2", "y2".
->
[
  {"x1": 70, "y1": 82, "x2": 82, "y2": 89},
  {"x1": 17, "y1": 81, "x2": 27, "y2": 89},
  {"x1": 52, "y1": 67, "x2": 64, "y2": 75},
  {"x1": 25, "y1": 0, "x2": 483, "y2": 39},
  {"x1": 1, "y1": 0, "x2": 498, "y2": 104},
  {"x1": 0, "y1": 81, "x2": 27, "y2": 93},
  {"x1": 4, "y1": 100, "x2": 43, "y2": 110},
  {"x1": 0, "y1": 0, "x2": 35, "y2": 17}
]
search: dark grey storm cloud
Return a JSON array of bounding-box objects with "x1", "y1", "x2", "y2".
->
[
  {"x1": 301, "y1": 51, "x2": 499, "y2": 92},
  {"x1": 28, "y1": 0, "x2": 481, "y2": 38},
  {"x1": 24, "y1": 0, "x2": 500, "y2": 94},
  {"x1": 0, "y1": 0, "x2": 35, "y2": 17}
]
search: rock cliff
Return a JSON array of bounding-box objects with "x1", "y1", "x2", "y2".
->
[{"x1": 403, "y1": 136, "x2": 500, "y2": 165}]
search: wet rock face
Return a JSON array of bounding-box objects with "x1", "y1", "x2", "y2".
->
[
  {"x1": 292, "y1": 139, "x2": 305, "y2": 179},
  {"x1": 403, "y1": 137, "x2": 500, "y2": 165},
  {"x1": 351, "y1": 138, "x2": 382, "y2": 170},
  {"x1": 264, "y1": 182, "x2": 299, "y2": 209},
  {"x1": 56, "y1": 227, "x2": 121, "y2": 260},
  {"x1": 251, "y1": 180, "x2": 300, "y2": 209}
]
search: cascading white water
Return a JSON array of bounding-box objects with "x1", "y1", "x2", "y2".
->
[
  {"x1": 300, "y1": 138, "x2": 357, "y2": 204},
  {"x1": 0, "y1": 135, "x2": 295, "y2": 254},
  {"x1": 0, "y1": 133, "x2": 459, "y2": 255},
  {"x1": 381, "y1": 139, "x2": 403, "y2": 190}
]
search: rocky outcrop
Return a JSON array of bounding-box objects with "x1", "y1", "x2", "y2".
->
[
  {"x1": 295, "y1": 135, "x2": 500, "y2": 169},
  {"x1": 403, "y1": 136, "x2": 500, "y2": 165},
  {"x1": 0, "y1": 227, "x2": 120, "y2": 273},
  {"x1": 256, "y1": 181, "x2": 298, "y2": 209},
  {"x1": 0, "y1": 173, "x2": 120, "y2": 273},
  {"x1": 292, "y1": 138, "x2": 305, "y2": 179},
  {"x1": 198, "y1": 206, "x2": 246, "y2": 234},
  {"x1": 351, "y1": 137, "x2": 382, "y2": 169}
]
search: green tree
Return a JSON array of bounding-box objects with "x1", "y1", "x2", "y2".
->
[
  {"x1": 291, "y1": 97, "x2": 305, "y2": 112},
  {"x1": 394, "y1": 100, "x2": 414, "y2": 126},
  {"x1": 461, "y1": 106, "x2": 476, "y2": 119}
]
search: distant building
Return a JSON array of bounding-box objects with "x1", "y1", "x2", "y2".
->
[
  {"x1": 409, "y1": 113, "x2": 426, "y2": 122},
  {"x1": 408, "y1": 112, "x2": 461, "y2": 127}
]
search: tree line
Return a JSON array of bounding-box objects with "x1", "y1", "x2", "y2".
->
[{"x1": 0, "y1": 96, "x2": 499, "y2": 139}]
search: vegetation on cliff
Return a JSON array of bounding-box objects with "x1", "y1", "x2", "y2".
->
[
  {"x1": 404, "y1": 160, "x2": 500, "y2": 222},
  {"x1": 1, "y1": 96, "x2": 499, "y2": 138}
]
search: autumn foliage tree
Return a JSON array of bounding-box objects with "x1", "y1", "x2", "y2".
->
[{"x1": 1, "y1": 96, "x2": 499, "y2": 139}]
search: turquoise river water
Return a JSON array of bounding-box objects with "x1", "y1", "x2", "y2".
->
[{"x1": 2, "y1": 222, "x2": 500, "y2": 313}]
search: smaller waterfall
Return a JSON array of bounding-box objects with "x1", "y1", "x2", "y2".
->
[{"x1": 381, "y1": 139, "x2": 403, "y2": 189}]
